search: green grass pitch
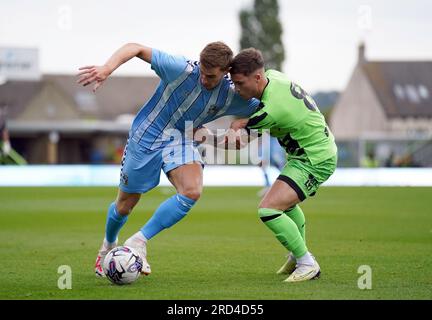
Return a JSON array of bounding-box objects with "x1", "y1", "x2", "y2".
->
[{"x1": 0, "y1": 186, "x2": 431, "y2": 300}]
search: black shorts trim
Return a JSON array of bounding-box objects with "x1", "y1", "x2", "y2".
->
[{"x1": 277, "y1": 175, "x2": 306, "y2": 202}]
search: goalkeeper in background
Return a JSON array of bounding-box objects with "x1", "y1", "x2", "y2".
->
[{"x1": 229, "y1": 48, "x2": 337, "y2": 282}]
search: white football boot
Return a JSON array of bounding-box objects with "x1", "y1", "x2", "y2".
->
[
  {"x1": 124, "y1": 232, "x2": 152, "y2": 275},
  {"x1": 283, "y1": 256, "x2": 321, "y2": 283},
  {"x1": 94, "y1": 238, "x2": 117, "y2": 277},
  {"x1": 276, "y1": 253, "x2": 297, "y2": 275}
]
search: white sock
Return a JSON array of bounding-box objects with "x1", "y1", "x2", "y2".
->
[
  {"x1": 297, "y1": 252, "x2": 314, "y2": 266},
  {"x1": 103, "y1": 237, "x2": 118, "y2": 248},
  {"x1": 128, "y1": 231, "x2": 148, "y2": 244}
]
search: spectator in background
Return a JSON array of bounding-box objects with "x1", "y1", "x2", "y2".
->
[
  {"x1": 361, "y1": 149, "x2": 379, "y2": 168},
  {"x1": 385, "y1": 151, "x2": 395, "y2": 167},
  {"x1": 0, "y1": 105, "x2": 11, "y2": 164}
]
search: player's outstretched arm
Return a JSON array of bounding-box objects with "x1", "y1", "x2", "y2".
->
[{"x1": 77, "y1": 43, "x2": 152, "y2": 92}]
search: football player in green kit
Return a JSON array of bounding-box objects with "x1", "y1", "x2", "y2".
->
[{"x1": 229, "y1": 48, "x2": 337, "y2": 282}]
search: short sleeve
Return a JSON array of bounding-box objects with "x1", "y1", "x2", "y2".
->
[{"x1": 151, "y1": 49, "x2": 188, "y2": 83}]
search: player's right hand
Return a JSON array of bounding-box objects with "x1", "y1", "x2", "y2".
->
[
  {"x1": 219, "y1": 129, "x2": 248, "y2": 150},
  {"x1": 76, "y1": 65, "x2": 111, "y2": 92},
  {"x1": 230, "y1": 118, "x2": 249, "y2": 132}
]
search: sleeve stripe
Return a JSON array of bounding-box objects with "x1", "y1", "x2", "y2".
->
[{"x1": 247, "y1": 112, "x2": 268, "y2": 128}]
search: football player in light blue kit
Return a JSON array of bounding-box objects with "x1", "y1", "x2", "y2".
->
[{"x1": 77, "y1": 42, "x2": 259, "y2": 277}]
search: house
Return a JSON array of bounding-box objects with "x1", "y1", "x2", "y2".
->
[{"x1": 330, "y1": 43, "x2": 432, "y2": 166}]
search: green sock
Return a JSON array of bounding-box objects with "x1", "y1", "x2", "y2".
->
[
  {"x1": 258, "y1": 208, "x2": 308, "y2": 258},
  {"x1": 284, "y1": 205, "x2": 306, "y2": 244}
]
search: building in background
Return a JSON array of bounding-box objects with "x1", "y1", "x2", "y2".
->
[
  {"x1": 330, "y1": 43, "x2": 432, "y2": 167},
  {"x1": 0, "y1": 67, "x2": 159, "y2": 163}
]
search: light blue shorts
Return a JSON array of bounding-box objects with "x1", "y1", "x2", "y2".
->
[{"x1": 119, "y1": 139, "x2": 204, "y2": 194}]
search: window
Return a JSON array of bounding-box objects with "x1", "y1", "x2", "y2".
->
[
  {"x1": 405, "y1": 85, "x2": 421, "y2": 104},
  {"x1": 393, "y1": 84, "x2": 405, "y2": 100},
  {"x1": 418, "y1": 85, "x2": 429, "y2": 99}
]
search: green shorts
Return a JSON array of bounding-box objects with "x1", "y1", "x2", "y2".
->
[{"x1": 277, "y1": 155, "x2": 337, "y2": 201}]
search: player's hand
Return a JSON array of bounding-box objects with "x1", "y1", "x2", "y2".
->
[
  {"x1": 230, "y1": 118, "x2": 249, "y2": 132},
  {"x1": 219, "y1": 129, "x2": 248, "y2": 150},
  {"x1": 193, "y1": 127, "x2": 213, "y2": 144},
  {"x1": 76, "y1": 65, "x2": 111, "y2": 92}
]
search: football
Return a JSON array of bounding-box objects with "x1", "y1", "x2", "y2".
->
[{"x1": 103, "y1": 246, "x2": 143, "y2": 285}]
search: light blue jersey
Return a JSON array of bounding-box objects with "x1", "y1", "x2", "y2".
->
[{"x1": 130, "y1": 49, "x2": 259, "y2": 150}]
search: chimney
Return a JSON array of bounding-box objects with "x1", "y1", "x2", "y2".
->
[{"x1": 358, "y1": 42, "x2": 366, "y2": 65}]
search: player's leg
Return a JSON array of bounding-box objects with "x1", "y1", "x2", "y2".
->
[
  {"x1": 124, "y1": 145, "x2": 204, "y2": 274},
  {"x1": 96, "y1": 139, "x2": 162, "y2": 277},
  {"x1": 258, "y1": 176, "x2": 319, "y2": 282},
  {"x1": 284, "y1": 205, "x2": 306, "y2": 243},
  {"x1": 276, "y1": 204, "x2": 306, "y2": 275},
  {"x1": 108, "y1": 190, "x2": 141, "y2": 242},
  {"x1": 134, "y1": 162, "x2": 202, "y2": 241},
  {"x1": 258, "y1": 180, "x2": 311, "y2": 259},
  {"x1": 276, "y1": 156, "x2": 337, "y2": 281},
  {"x1": 95, "y1": 190, "x2": 141, "y2": 277},
  {"x1": 124, "y1": 162, "x2": 201, "y2": 275}
]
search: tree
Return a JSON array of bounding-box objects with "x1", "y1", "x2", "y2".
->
[{"x1": 239, "y1": 0, "x2": 285, "y2": 70}]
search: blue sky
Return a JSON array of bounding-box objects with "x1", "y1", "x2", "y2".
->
[{"x1": 1, "y1": 0, "x2": 431, "y2": 92}]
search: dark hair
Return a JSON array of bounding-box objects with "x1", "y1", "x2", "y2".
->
[
  {"x1": 200, "y1": 41, "x2": 233, "y2": 70},
  {"x1": 230, "y1": 48, "x2": 264, "y2": 76}
]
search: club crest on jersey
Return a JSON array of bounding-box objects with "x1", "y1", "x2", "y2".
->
[
  {"x1": 208, "y1": 105, "x2": 219, "y2": 115},
  {"x1": 182, "y1": 90, "x2": 191, "y2": 99}
]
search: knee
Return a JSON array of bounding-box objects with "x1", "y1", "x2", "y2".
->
[
  {"x1": 180, "y1": 187, "x2": 202, "y2": 201},
  {"x1": 258, "y1": 198, "x2": 271, "y2": 210},
  {"x1": 116, "y1": 198, "x2": 138, "y2": 216}
]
